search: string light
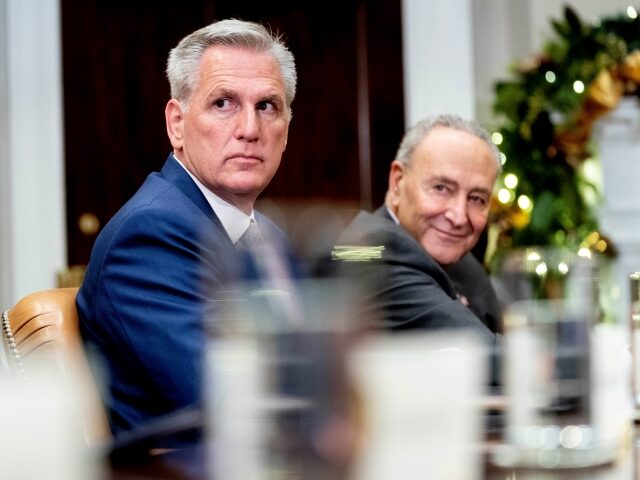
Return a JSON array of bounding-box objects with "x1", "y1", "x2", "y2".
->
[
  {"x1": 491, "y1": 132, "x2": 504, "y2": 145},
  {"x1": 545, "y1": 71, "x2": 556, "y2": 83},
  {"x1": 627, "y1": 6, "x2": 638, "y2": 19},
  {"x1": 517, "y1": 195, "x2": 532, "y2": 211},
  {"x1": 578, "y1": 247, "x2": 592, "y2": 258},
  {"x1": 557, "y1": 261, "x2": 569, "y2": 275},
  {"x1": 504, "y1": 173, "x2": 518, "y2": 189},
  {"x1": 497, "y1": 188, "x2": 512, "y2": 204},
  {"x1": 535, "y1": 262, "x2": 548, "y2": 276},
  {"x1": 573, "y1": 80, "x2": 585, "y2": 93},
  {"x1": 526, "y1": 250, "x2": 542, "y2": 262}
]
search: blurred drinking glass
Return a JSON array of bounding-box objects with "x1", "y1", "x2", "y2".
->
[
  {"x1": 492, "y1": 247, "x2": 631, "y2": 469},
  {"x1": 206, "y1": 277, "x2": 362, "y2": 480}
]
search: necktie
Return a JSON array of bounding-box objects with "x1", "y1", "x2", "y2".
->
[
  {"x1": 237, "y1": 219, "x2": 302, "y2": 327},
  {"x1": 237, "y1": 219, "x2": 263, "y2": 250}
]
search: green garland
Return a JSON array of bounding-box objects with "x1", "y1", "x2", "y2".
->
[{"x1": 491, "y1": 6, "x2": 640, "y2": 254}]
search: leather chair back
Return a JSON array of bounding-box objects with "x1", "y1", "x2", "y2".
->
[{"x1": 1, "y1": 287, "x2": 111, "y2": 446}]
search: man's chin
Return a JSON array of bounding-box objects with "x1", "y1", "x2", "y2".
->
[
  {"x1": 227, "y1": 178, "x2": 270, "y2": 196},
  {"x1": 228, "y1": 170, "x2": 277, "y2": 192},
  {"x1": 427, "y1": 249, "x2": 465, "y2": 269}
]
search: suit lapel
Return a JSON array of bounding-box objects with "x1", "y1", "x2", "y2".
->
[{"x1": 159, "y1": 155, "x2": 230, "y2": 239}]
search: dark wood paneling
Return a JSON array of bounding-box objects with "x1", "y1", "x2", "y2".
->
[
  {"x1": 365, "y1": 1, "x2": 406, "y2": 206},
  {"x1": 61, "y1": 0, "x2": 404, "y2": 265}
]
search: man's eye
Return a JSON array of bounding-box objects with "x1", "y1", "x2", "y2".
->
[
  {"x1": 257, "y1": 101, "x2": 276, "y2": 112},
  {"x1": 434, "y1": 184, "x2": 448, "y2": 192},
  {"x1": 214, "y1": 98, "x2": 232, "y2": 109},
  {"x1": 470, "y1": 195, "x2": 487, "y2": 206}
]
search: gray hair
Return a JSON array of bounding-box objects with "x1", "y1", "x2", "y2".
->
[
  {"x1": 166, "y1": 19, "x2": 297, "y2": 115},
  {"x1": 395, "y1": 114, "x2": 502, "y2": 172}
]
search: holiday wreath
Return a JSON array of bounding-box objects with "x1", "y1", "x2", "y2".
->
[{"x1": 490, "y1": 5, "x2": 640, "y2": 258}]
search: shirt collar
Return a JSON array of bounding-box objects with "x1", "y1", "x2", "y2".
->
[
  {"x1": 172, "y1": 154, "x2": 254, "y2": 244},
  {"x1": 385, "y1": 204, "x2": 400, "y2": 225}
]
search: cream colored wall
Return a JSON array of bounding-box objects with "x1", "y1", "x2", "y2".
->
[{"x1": 402, "y1": 0, "x2": 476, "y2": 125}]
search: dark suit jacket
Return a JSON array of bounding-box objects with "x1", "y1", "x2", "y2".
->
[
  {"x1": 77, "y1": 155, "x2": 289, "y2": 441},
  {"x1": 447, "y1": 252, "x2": 502, "y2": 334},
  {"x1": 334, "y1": 207, "x2": 497, "y2": 346}
]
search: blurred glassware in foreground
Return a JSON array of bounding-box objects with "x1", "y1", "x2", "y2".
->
[
  {"x1": 0, "y1": 366, "x2": 101, "y2": 479},
  {"x1": 206, "y1": 268, "x2": 490, "y2": 479},
  {"x1": 492, "y1": 247, "x2": 632, "y2": 469},
  {"x1": 206, "y1": 278, "x2": 364, "y2": 480},
  {"x1": 348, "y1": 332, "x2": 487, "y2": 480}
]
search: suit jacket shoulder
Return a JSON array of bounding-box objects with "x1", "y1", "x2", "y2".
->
[
  {"x1": 77, "y1": 155, "x2": 239, "y2": 441},
  {"x1": 334, "y1": 207, "x2": 496, "y2": 344}
]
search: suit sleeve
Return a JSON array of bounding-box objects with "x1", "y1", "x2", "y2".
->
[{"x1": 89, "y1": 205, "x2": 218, "y2": 417}]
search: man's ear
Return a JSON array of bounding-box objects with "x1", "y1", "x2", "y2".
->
[
  {"x1": 388, "y1": 160, "x2": 405, "y2": 207},
  {"x1": 165, "y1": 99, "x2": 184, "y2": 150}
]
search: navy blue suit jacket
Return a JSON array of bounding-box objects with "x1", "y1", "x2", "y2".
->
[{"x1": 77, "y1": 155, "x2": 289, "y2": 440}]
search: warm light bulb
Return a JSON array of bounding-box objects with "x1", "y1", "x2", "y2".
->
[
  {"x1": 627, "y1": 6, "x2": 638, "y2": 19},
  {"x1": 545, "y1": 71, "x2": 556, "y2": 83},
  {"x1": 491, "y1": 132, "x2": 503, "y2": 145},
  {"x1": 573, "y1": 80, "x2": 585, "y2": 93},
  {"x1": 499, "y1": 152, "x2": 507, "y2": 165}
]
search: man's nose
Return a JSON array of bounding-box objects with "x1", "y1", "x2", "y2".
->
[
  {"x1": 235, "y1": 107, "x2": 260, "y2": 141},
  {"x1": 444, "y1": 196, "x2": 468, "y2": 227}
]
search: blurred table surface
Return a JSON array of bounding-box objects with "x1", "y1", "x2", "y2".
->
[
  {"x1": 107, "y1": 407, "x2": 640, "y2": 480},
  {"x1": 108, "y1": 441, "x2": 638, "y2": 480},
  {"x1": 484, "y1": 435, "x2": 637, "y2": 480}
]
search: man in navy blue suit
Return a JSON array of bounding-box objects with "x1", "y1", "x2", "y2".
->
[{"x1": 77, "y1": 19, "x2": 297, "y2": 444}]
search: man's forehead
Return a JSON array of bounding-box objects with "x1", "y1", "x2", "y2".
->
[
  {"x1": 410, "y1": 151, "x2": 497, "y2": 192},
  {"x1": 416, "y1": 126, "x2": 473, "y2": 150},
  {"x1": 196, "y1": 47, "x2": 285, "y2": 94},
  {"x1": 200, "y1": 45, "x2": 279, "y2": 72},
  {"x1": 413, "y1": 129, "x2": 495, "y2": 165}
]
